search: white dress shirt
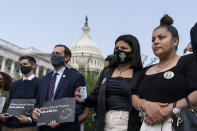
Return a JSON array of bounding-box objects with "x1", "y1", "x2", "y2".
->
[{"x1": 23, "y1": 74, "x2": 35, "y2": 81}]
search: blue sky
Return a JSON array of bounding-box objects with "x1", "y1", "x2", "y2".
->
[{"x1": 0, "y1": 0, "x2": 197, "y2": 61}]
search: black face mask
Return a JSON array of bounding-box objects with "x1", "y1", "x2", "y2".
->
[
  {"x1": 20, "y1": 66, "x2": 32, "y2": 74},
  {"x1": 114, "y1": 50, "x2": 133, "y2": 64},
  {"x1": 51, "y1": 54, "x2": 65, "y2": 68}
]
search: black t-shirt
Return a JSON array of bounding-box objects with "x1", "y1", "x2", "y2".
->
[{"x1": 132, "y1": 54, "x2": 197, "y2": 103}]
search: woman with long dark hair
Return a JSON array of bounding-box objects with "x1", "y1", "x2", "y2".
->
[{"x1": 76, "y1": 34, "x2": 143, "y2": 131}]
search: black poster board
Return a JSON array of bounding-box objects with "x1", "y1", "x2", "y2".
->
[
  {"x1": 37, "y1": 97, "x2": 76, "y2": 126},
  {"x1": 7, "y1": 99, "x2": 36, "y2": 116}
]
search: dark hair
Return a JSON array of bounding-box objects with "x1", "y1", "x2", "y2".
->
[
  {"x1": 19, "y1": 55, "x2": 36, "y2": 64},
  {"x1": 154, "y1": 14, "x2": 179, "y2": 50},
  {"x1": 111, "y1": 34, "x2": 142, "y2": 70},
  {"x1": 0, "y1": 72, "x2": 12, "y2": 91},
  {"x1": 55, "y1": 44, "x2": 72, "y2": 57},
  {"x1": 105, "y1": 55, "x2": 113, "y2": 62}
]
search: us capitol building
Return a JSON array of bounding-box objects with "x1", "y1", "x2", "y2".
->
[
  {"x1": 69, "y1": 17, "x2": 104, "y2": 71},
  {"x1": 0, "y1": 17, "x2": 104, "y2": 78}
]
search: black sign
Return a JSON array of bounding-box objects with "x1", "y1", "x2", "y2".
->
[
  {"x1": 7, "y1": 99, "x2": 36, "y2": 117},
  {"x1": 0, "y1": 97, "x2": 6, "y2": 113},
  {"x1": 37, "y1": 97, "x2": 76, "y2": 126}
]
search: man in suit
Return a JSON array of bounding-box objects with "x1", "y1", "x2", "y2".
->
[{"x1": 32, "y1": 44, "x2": 85, "y2": 131}]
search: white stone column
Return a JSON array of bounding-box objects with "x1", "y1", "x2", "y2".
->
[
  {"x1": 43, "y1": 68, "x2": 47, "y2": 76},
  {"x1": 36, "y1": 66, "x2": 40, "y2": 77},
  {"x1": 10, "y1": 60, "x2": 15, "y2": 77},
  {"x1": 0, "y1": 57, "x2": 7, "y2": 72}
]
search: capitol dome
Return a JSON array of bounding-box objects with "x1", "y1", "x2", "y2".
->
[{"x1": 70, "y1": 17, "x2": 104, "y2": 71}]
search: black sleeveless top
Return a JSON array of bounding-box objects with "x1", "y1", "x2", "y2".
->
[{"x1": 106, "y1": 77, "x2": 132, "y2": 111}]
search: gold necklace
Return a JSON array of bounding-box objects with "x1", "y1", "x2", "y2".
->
[
  {"x1": 156, "y1": 55, "x2": 178, "y2": 72},
  {"x1": 117, "y1": 67, "x2": 130, "y2": 75},
  {"x1": 156, "y1": 62, "x2": 169, "y2": 72}
]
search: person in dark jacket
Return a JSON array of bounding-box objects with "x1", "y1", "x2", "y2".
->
[
  {"x1": 2, "y1": 55, "x2": 39, "y2": 131},
  {"x1": 75, "y1": 34, "x2": 143, "y2": 131}
]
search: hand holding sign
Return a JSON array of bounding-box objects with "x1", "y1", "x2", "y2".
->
[
  {"x1": 16, "y1": 115, "x2": 31, "y2": 124},
  {"x1": 0, "y1": 113, "x2": 12, "y2": 122},
  {"x1": 32, "y1": 108, "x2": 41, "y2": 120},
  {"x1": 48, "y1": 120, "x2": 60, "y2": 128}
]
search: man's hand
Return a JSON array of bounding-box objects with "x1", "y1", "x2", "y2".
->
[
  {"x1": 48, "y1": 120, "x2": 60, "y2": 128},
  {"x1": 16, "y1": 115, "x2": 30, "y2": 124},
  {"x1": 184, "y1": 43, "x2": 192, "y2": 53},
  {"x1": 75, "y1": 86, "x2": 84, "y2": 103},
  {"x1": 32, "y1": 108, "x2": 41, "y2": 120},
  {"x1": 0, "y1": 113, "x2": 12, "y2": 122}
]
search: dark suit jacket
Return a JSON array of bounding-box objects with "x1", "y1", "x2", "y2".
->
[{"x1": 35, "y1": 67, "x2": 84, "y2": 131}]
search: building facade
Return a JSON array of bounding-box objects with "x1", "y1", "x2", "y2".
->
[{"x1": 0, "y1": 39, "x2": 53, "y2": 78}]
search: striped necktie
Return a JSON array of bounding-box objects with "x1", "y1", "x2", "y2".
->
[{"x1": 47, "y1": 73, "x2": 58, "y2": 100}]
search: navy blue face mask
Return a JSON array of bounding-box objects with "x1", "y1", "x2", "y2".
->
[
  {"x1": 20, "y1": 66, "x2": 32, "y2": 74},
  {"x1": 51, "y1": 54, "x2": 65, "y2": 68}
]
